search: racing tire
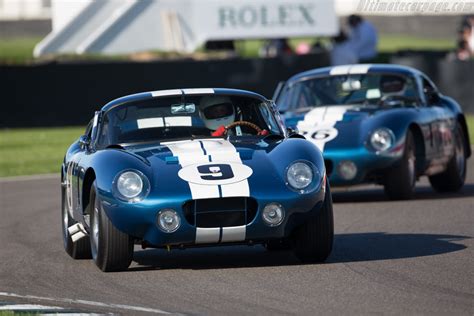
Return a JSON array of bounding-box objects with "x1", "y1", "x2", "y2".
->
[
  {"x1": 89, "y1": 181, "x2": 133, "y2": 272},
  {"x1": 265, "y1": 239, "x2": 291, "y2": 251},
  {"x1": 429, "y1": 123, "x2": 467, "y2": 192},
  {"x1": 61, "y1": 185, "x2": 91, "y2": 259},
  {"x1": 384, "y1": 131, "x2": 416, "y2": 200},
  {"x1": 291, "y1": 180, "x2": 334, "y2": 263}
]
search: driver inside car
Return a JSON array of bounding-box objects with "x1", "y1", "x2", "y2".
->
[
  {"x1": 380, "y1": 75, "x2": 407, "y2": 97},
  {"x1": 199, "y1": 96, "x2": 268, "y2": 137}
]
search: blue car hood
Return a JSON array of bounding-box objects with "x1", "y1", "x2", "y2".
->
[
  {"x1": 126, "y1": 138, "x2": 275, "y2": 165},
  {"x1": 122, "y1": 138, "x2": 288, "y2": 200}
]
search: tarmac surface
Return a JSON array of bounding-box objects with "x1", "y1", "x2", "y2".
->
[{"x1": 1, "y1": 160, "x2": 473, "y2": 315}]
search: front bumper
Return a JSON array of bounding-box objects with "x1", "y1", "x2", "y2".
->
[
  {"x1": 100, "y1": 188, "x2": 325, "y2": 247},
  {"x1": 325, "y1": 146, "x2": 403, "y2": 186}
]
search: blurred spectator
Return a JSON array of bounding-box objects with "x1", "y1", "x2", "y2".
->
[
  {"x1": 330, "y1": 31, "x2": 358, "y2": 66},
  {"x1": 455, "y1": 40, "x2": 471, "y2": 60},
  {"x1": 295, "y1": 42, "x2": 311, "y2": 55},
  {"x1": 311, "y1": 40, "x2": 326, "y2": 53},
  {"x1": 259, "y1": 38, "x2": 293, "y2": 57},
  {"x1": 451, "y1": 16, "x2": 474, "y2": 60},
  {"x1": 469, "y1": 16, "x2": 474, "y2": 53},
  {"x1": 347, "y1": 15, "x2": 378, "y2": 62},
  {"x1": 462, "y1": 15, "x2": 474, "y2": 55}
]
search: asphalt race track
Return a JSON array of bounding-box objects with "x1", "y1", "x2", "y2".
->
[{"x1": 1, "y1": 161, "x2": 473, "y2": 315}]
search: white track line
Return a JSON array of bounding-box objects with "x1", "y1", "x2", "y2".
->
[
  {"x1": 0, "y1": 173, "x2": 58, "y2": 183},
  {"x1": 0, "y1": 304, "x2": 63, "y2": 310},
  {"x1": 0, "y1": 292, "x2": 172, "y2": 315}
]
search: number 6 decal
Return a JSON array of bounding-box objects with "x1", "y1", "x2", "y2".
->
[{"x1": 179, "y1": 162, "x2": 253, "y2": 185}]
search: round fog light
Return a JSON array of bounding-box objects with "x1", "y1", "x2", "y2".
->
[
  {"x1": 157, "y1": 209, "x2": 180, "y2": 233},
  {"x1": 338, "y1": 161, "x2": 357, "y2": 180},
  {"x1": 262, "y1": 203, "x2": 285, "y2": 226}
]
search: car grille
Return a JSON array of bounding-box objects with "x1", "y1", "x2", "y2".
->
[{"x1": 182, "y1": 197, "x2": 258, "y2": 228}]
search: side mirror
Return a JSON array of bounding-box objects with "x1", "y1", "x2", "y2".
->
[
  {"x1": 287, "y1": 127, "x2": 306, "y2": 139},
  {"x1": 78, "y1": 135, "x2": 90, "y2": 149},
  {"x1": 287, "y1": 127, "x2": 306, "y2": 138},
  {"x1": 287, "y1": 127, "x2": 298, "y2": 135}
]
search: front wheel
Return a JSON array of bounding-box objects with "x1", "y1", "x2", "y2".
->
[
  {"x1": 384, "y1": 131, "x2": 417, "y2": 200},
  {"x1": 88, "y1": 181, "x2": 134, "y2": 272},
  {"x1": 429, "y1": 123, "x2": 467, "y2": 192},
  {"x1": 291, "y1": 180, "x2": 334, "y2": 263}
]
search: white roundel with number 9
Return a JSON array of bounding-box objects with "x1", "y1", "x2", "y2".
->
[{"x1": 178, "y1": 162, "x2": 253, "y2": 185}]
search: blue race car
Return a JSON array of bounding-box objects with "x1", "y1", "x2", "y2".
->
[
  {"x1": 61, "y1": 88, "x2": 333, "y2": 271},
  {"x1": 275, "y1": 64, "x2": 471, "y2": 200}
]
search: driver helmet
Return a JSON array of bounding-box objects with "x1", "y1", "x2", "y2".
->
[
  {"x1": 380, "y1": 75, "x2": 407, "y2": 96},
  {"x1": 199, "y1": 96, "x2": 235, "y2": 130}
]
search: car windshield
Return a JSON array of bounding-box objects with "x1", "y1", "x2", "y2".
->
[
  {"x1": 277, "y1": 73, "x2": 419, "y2": 112},
  {"x1": 96, "y1": 94, "x2": 282, "y2": 147}
]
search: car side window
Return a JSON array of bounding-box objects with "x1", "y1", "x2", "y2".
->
[
  {"x1": 258, "y1": 102, "x2": 280, "y2": 134},
  {"x1": 422, "y1": 77, "x2": 438, "y2": 105},
  {"x1": 84, "y1": 120, "x2": 93, "y2": 138}
]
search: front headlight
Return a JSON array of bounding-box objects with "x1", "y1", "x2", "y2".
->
[
  {"x1": 286, "y1": 161, "x2": 313, "y2": 190},
  {"x1": 114, "y1": 170, "x2": 149, "y2": 202},
  {"x1": 370, "y1": 128, "x2": 394, "y2": 152}
]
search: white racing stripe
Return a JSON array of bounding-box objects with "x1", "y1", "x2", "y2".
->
[
  {"x1": 297, "y1": 106, "x2": 352, "y2": 151},
  {"x1": 195, "y1": 227, "x2": 220, "y2": 243},
  {"x1": 329, "y1": 65, "x2": 351, "y2": 75},
  {"x1": 349, "y1": 64, "x2": 371, "y2": 74},
  {"x1": 182, "y1": 88, "x2": 214, "y2": 94},
  {"x1": 221, "y1": 225, "x2": 246, "y2": 242},
  {"x1": 163, "y1": 139, "x2": 251, "y2": 199},
  {"x1": 162, "y1": 139, "x2": 250, "y2": 243},
  {"x1": 137, "y1": 117, "x2": 192, "y2": 129},
  {"x1": 0, "y1": 292, "x2": 172, "y2": 314},
  {"x1": 329, "y1": 64, "x2": 371, "y2": 75},
  {"x1": 150, "y1": 89, "x2": 182, "y2": 97},
  {"x1": 163, "y1": 139, "x2": 219, "y2": 199}
]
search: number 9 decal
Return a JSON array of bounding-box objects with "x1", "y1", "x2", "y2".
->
[
  {"x1": 197, "y1": 164, "x2": 234, "y2": 181},
  {"x1": 179, "y1": 162, "x2": 253, "y2": 185}
]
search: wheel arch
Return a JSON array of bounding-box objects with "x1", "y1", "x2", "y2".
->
[
  {"x1": 82, "y1": 168, "x2": 96, "y2": 215},
  {"x1": 457, "y1": 114, "x2": 471, "y2": 158},
  {"x1": 408, "y1": 123, "x2": 426, "y2": 174}
]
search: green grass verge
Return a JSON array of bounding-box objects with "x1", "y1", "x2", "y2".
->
[
  {"x1": 0, "y1": 35, "x2": 455, "y2": 63},
  {"x1": 0, "y1": 127, "x2": 84, "y2": 177},
  {"x1": 377, "y1": 35, "x2": 454, "y2": 52},
  {"x1": 0, "y1": 117, "x2": 473, "y2": 177},
  {"x1": 0, "y1": 37, "x2": 43, "y2": 63},
  {"x1": 467, "y1": 115, "x2": 474, "y2": 145},
  {"x1": 0, "y1": 311, "x2": 38, "y2": 316}
]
